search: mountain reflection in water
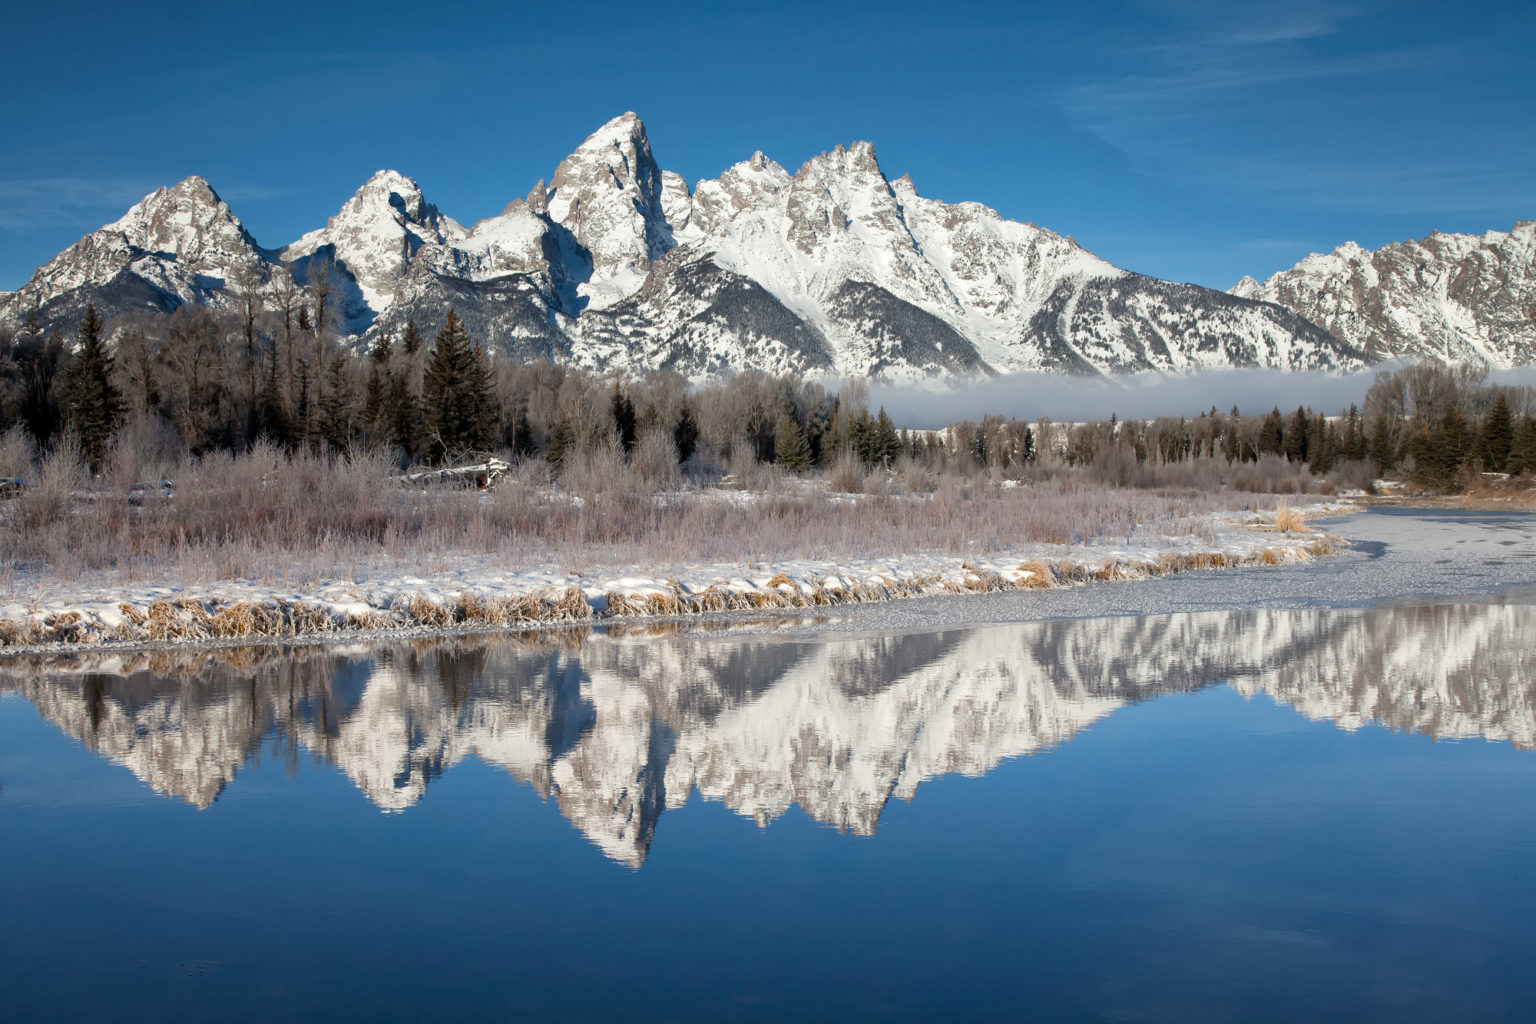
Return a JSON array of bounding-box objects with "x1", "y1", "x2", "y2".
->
[{"x1": 4, "y1": 602, "x2": 1532, "y2": 867}]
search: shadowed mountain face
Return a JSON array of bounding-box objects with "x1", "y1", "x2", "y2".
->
[
  {"x1": 5, "y1": 602, "x2": 1532, "y2": 867},
  {"x1": 0, "y1": 114, "x2": 1376, "y2": 380}
]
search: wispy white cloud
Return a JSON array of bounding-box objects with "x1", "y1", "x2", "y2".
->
[
  {"x1": 0, "y1": 178, "x2": 159, "y2": 230},
  {"x1": 1058, "y1": 2, "x2": 1534, "y2": 216},
  {"x1": 0, "y1": 178, "x2": 290, "y2": 232}
]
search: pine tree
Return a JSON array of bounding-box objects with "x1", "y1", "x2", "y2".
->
[
  {"x1": 546, "y1": 415, "x2": 575, "y2": 471},
  {"x1": 1285, "y1": 406, "x2": 1310, "y2": 464},
  {"x1": 401, "y1": 319, "x2": 424, "y2": 356},
  {"x1": 257, "y1": 348, "x2": 292, "y2": 448},
  {"x1": 874, "y1": 407, "x2": 901, "y2": 467},
  {"x1": 319, "y1": 355, "x2": 355, "y2": 451},
  {"x1": 386, "y1": 374, "x2": 422, "y2": 463},
  {"x1": 1259, "y1": 408, "x2": 1285, "y2": 456},
  {"x1": 673, "y1": 406, "x2": 699, "y2": 465},
  {"x1": 369, "y1": 331, "x2": 393, "y2": 366},
  {"x1": 610, "y1": 385, "x2": 637, "y2": 454},
  {"x1": 1342, "y1": 404, "x2": 1367, "y2": 462},
  {"x1": 59, "y1": 305, "x2": 123, "y2": 471},
  {"x1": 421, "y1": 310, "x2": 495, "y2": 462},
  {"x1": 1307, "y1": 413, "x2": 1334, "y2": 475},
  {"x1": 361, "y1": 365, "x2": 386, "y2": 449},
  {"x1": 1506, "y1": 416, "x2": 1536, "y2": 477},
  {"x1": 513, "y1": 406, "x2": 536, "y2": 459},
  {"x1": 774, "y1": 412, "x2": 812, "y2": 474},
  {"x1": 1484, "y1": 393, "x2": 1515, "y2": 472}
]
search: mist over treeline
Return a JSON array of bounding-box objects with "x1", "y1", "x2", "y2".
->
[{"x1": 1, "y1": 299, "x2": 1533, "y2": 494}]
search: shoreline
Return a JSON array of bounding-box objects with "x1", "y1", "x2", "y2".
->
[{"x1": 0, "y1": 501, "x2": 1347, "y2": 657}]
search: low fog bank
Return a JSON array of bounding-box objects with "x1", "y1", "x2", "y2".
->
[{"x1": 873, "y1": 365, "x2": 1536, "y2": 428}]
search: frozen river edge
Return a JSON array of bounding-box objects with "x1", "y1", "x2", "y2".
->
[{"x1": 0, "y1": 501, "x2": 1358, "y2": 655}]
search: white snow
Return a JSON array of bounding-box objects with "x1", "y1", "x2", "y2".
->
[{"x1": 0, "y1": 500, "x2": 1349, "y2": 651}]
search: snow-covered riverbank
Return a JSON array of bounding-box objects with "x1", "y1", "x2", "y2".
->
[{"x1": 0, "y1": 501, "x2": 1347, "y2": 652}]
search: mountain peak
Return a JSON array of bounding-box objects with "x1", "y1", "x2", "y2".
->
[
  {"x1": 104, "y1": 175, "x2": 254, "y2": 262},
  {"x1": 547, "y1": 111, "x2": 672, "y2": 307}
]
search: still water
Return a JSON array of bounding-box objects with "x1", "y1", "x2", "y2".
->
[{"x1": 3, "y1": 601, "x2": 1536, "y2": 1021}]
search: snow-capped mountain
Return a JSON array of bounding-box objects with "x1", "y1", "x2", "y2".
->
[
  {"x1": 0, "y1": 113, "x2": 1369, "y2": 378},
  {"x1": 1, "y1": 176, "x2": 273, "y2": 329},
  {"x1": 9, "y1": 602, "x2": 1533, "y2": 867},
  {"x1": 1231, "y1": 222, "x2": 1536, "y2": 367}
]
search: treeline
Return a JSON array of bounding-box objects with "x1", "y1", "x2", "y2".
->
[
  {"x1": 2, "y1": 296, "x2": 1533, "y2": 492},
  {"x1": 0, "y1": 302, "x2": 925, "y2": 479},
  {"x1": 942, "y1": 364, "x2": 1535, "y2": 489}
]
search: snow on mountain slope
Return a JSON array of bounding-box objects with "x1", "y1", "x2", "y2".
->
[
  {"x1": 1231, "y1": 222, "x2": 1536, "y2": 368},
  {"x1": 542, "y1": 111, "x2": 675, "y2": 311},
  {"x1": 281, "y1": 169, "x2": 467, "y2": 330},
  {"x1": 0, "y1": 176, "x2": 273, "y2": 328},
  {"x1": 0, "y1": 113, "x2": 1403, "y2": 378}
]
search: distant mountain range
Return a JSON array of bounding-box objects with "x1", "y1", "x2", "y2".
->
[{"x1": 2, "y1": 112, "x2": 1531, "y2": 378}]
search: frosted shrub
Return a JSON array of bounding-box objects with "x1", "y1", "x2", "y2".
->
[
  {"x1": 631, "y1": 426, "x2": 680, "y2": 492},
  {"x1": 18, "y1": 435, "x2": 86, "y2": 529},
  {"x1": 828, "y1": 451, "x2": 866, "y2": 494},
  {"x1": 0, "y1": 426, "x2": 36, "y2": 482}
]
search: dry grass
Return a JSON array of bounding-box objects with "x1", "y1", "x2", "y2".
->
[
  {"x1": 0, "y1": 445, "x2": 1288, "y2": 598},
  {"x1": 0, "y1": 441, "x2": 1335, "y2": 649},
  {"x1": 1273, "y1": 504, "x2": 1308, "y2": 533}
]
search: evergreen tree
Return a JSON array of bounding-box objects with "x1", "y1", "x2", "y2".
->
[
  {"x1": 369, "y1": 331, "x2": 393, "y2": 366},
  {"x1": 673, "y1": 406, "x2": 699, "y2": 465},
  {"x1": 319, "y1": 355, "x2": 355, "y2": 451},
  {"x1": 59, "y1": 305, "x2": 123, "y2": 471},
  {"x1": 385, "y1": 374, "x2": 422, "y2": 462},
  {"x1": 1259, "y1": 407, "x2": 1285, "y2": 455},
  {"x1": 874, "y1": 407, "x2": 901, "y2": 467},
  {"x1": 610, "y1": 385, "x2": 637, "y2": 454},
  {"x1": 257, "y1": 349, "x2": 292, "y2": 448},
  {"x1": 1307, "y1": 413, "x2": 1334, "y2": 475},
  {"x1": 546, "y1": 415, "x2": 575, "y2": 471},
  {"x1": 421, "y1": 310, "x2": 495, "y2": 462},
  {"x1": 1285, "y1": 406, "x2": 1310, "y2": 463},
  {"x1": 774, "y1": 412, "x2": 812, "y2": 474},
  {"x1": 1484, "y1": 393, "x2": 1515, "y2": 472},
  {"x1": 1409, "y1": 409, "x2": 1470, "y2": 490},
  {"x1": 1342, "y1": 404, "x2": 1368, "y2": 462},
  {"x1": 513, "y1": 406, "x2": 536, "y2": 459},
  {"x1": 1507, "y1": 416, "x2": 1536, "y2": 476},
  {"x1": 361, "y1": 365, "x2": 386, "y2": 449},
  {"x1": 401, "y1": 319, "x2": 424, "y2": 356}
]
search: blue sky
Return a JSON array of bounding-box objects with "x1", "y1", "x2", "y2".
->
[{"x1": 2, "y1": 0, "x2": 1532, "y2": 292}]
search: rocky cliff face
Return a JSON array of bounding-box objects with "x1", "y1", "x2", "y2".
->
[
  {"x1": 1231, "y1": 222, "x2": 1536, "y2": 368},
  {"x1": 0, "y1": 112, "x2": 1432, "y2": 377},
  {"x1": 9, "y1": 602, "x2": 1533, "y2": 867}
]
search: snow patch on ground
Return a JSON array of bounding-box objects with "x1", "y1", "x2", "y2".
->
[{"x1": 0, "y1": 501, "x2": 1351, "y2": 652}]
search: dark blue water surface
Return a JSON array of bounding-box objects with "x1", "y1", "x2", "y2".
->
[{"x1": 3, "y1": 601, "x2": 1535, "y2": 1022}]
